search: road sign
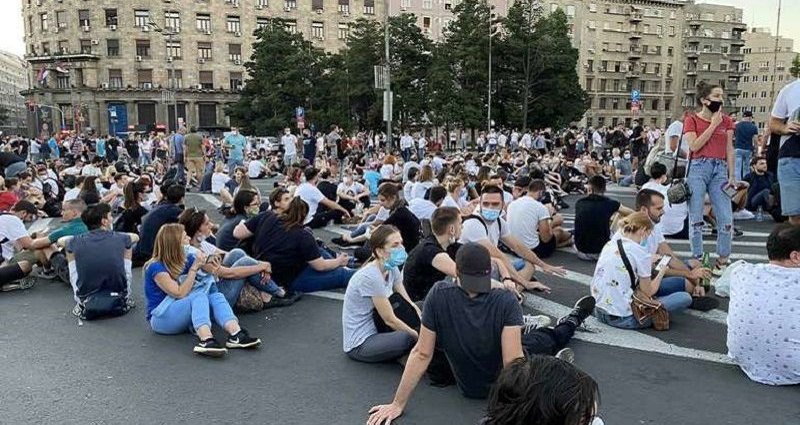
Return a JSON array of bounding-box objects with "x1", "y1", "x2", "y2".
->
[
  {"x1": 295, "y1": 106, "x2": 305, "y2": 119},
  {"x1": 374, "y1": 65, "x2": 388, "y2": 89},
  {"x1": 631, "y1": 90, "x2": 640, "y2": 101}
]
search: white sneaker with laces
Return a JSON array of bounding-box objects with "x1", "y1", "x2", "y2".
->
[
  {"x1": 732, "y1": 209, "x2": 755, "y2": 221},
  {"x1": 522, "y1": 314, "x2": 552, "y2": 333}
]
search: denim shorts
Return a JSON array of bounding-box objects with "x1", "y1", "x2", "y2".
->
[{"x1": 778, "y1": 157, "x2": 800, "y2": 216}]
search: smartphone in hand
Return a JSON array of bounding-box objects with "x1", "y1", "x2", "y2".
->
[
  {"x1": 722, "y1": 182, "x2": 737, "y2": 199},
  {"x1": 655, "y1": 255, "x2": 672, "y2": 272}
]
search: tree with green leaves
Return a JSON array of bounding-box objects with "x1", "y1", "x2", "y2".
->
[
  {"x1": 790, "y1": 53, "x2": 800, "y2": 79},
  {"x1": 388, "y1": 14, "x2": 434, "y2": 130},
  {"x1": 426, "y1": 43, "x2": 461, "y2": 138},
  {"x1": 226, "y1": 18, "x2": 324, "y2": 136},
  {"x1": 500, "y1": 6, "x2": 588, "y2": 130},
  {"x1": 335, "y1": 18, "x2": 384, "y2": 131}
]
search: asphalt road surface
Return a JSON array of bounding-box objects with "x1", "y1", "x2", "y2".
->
[{"x1": 1, "y1": 178, "x2": 798, "y2": 425}]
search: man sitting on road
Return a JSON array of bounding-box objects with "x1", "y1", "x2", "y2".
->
[
  {"x1": 407, "y1": 186, "x2": 447, "y2": 221},
  {"x1": 132, "y1": 184, "x2": 185, "y2": 266},
  {"x1": 27, "y1": 199, "x2": 88, "y2": 280},
  {"x1": 574, "y1": 175, "x2": 634, "y2": 261},
  {"x1": 507, "y1": 178, "x2": 572, "y2": 260},
  {"x1": 728, "y1": 224, "x2": 800, "y2": 386},
  {"x1": 611, "y1": 189, "x2": 717, "y2": 311},
  {"x1": 367, "y1": 243, "x2": 596, "y2": 423},
  {"x1": 458, "y1": 185, "x2": 565, "y2": 291},
  {"x1": 742, "y1": 157, "x2": 777, "y2": 215},
  {"x1": 295, "y1": 167, "x2": 350, "y2": 229},
  {"x1": 641, "y1": 163, "x2": 689, "y2": 240},
  {"x1": 0, "y1": 200, "x2": 39, "y2": 291},
  {"x1": 61, "y1": 203, "x2": 139, "y2": 317}
]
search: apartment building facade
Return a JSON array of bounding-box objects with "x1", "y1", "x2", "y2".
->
[
  {"x1": 681, "y1": 2, "x2": 746, "y2": 112},
  {"x1": 388, "y1": 0, "x2": 510, "y2": 41},
  {"x1": 739, "y1": 28, "x2": 796, "y2": 131},
  {"x1": 21, "y1": 0, "x2": 382, "y2": 136},
  {"x1": 0, "y1": 51, "x2": 29, "y2": 135}
]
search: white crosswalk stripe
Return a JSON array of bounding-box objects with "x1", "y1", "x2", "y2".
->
[{"x1": 557, "y1": 245, "x2": 768, "y2": 262}]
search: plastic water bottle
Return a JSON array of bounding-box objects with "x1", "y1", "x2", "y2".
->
[
  {"x1": 756, "y1": 206, "x2": 764, "y2": 222},
  {"x1": 701, "y1": 252, "x2": 712, "y2": 292}
]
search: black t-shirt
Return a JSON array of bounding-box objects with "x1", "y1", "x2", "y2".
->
[
  {"x1": 574, "y1": 194, "x2": 620, "y2": 254},
  {"x1": 244, "y1": 210, "x2": 320, "y2": 288},
  {"x1": 384, "y1": 206, "x2": 421, "y2": 252},
  {"x1": 115, "y1": 205, "x2": 148, "y2": 233},
  {"x1": 317, "y1": 180, "x2": 338, "y2": 202},
  {"x1": 215, "y1": 214, "x2": 246, "y2": 252},
  {"x1": 779, "y1": 134, "x2": 800, "y2": 158},
  {"x1": 125, "y1": 139, "x2": 139, "y2": 157},
  {"x1": 0, "y1": 152, "x2": 25, "y2": 167},
  {"x1": 133, "y1": 203, "x2": 182, "y2": 259},
  {"x1": 421, "y1": 280, "x2": 523, "y2": 399},
  {"x1": 403, "y1": 235, "x2": 450, "y2": 302}
]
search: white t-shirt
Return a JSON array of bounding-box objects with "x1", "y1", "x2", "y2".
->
[
  {"x1": 282, "y1": 134, "x2": 297, "y2": 155},
  {"x1": 441, "y1": 194, "x2": 466, "y2": 209},
  {"x1": 408, "y1": 198, "x2": 437, "y2": 220},
  {"x1": 81, "y1": 165, "x2": 102, "y2": 177},
  {"x1": 417, "y1": 137, "x2": 427, "y2": 149},
  {"x1": 459, "y1": 215, "x2": 509, "y2": 247},
  {"x1": 728, "y1": 263, "x2": 800, "y2": 385},
  {"x1": 0, "y1": 214, "x2": 28, "y2": 262},
  {"x1": 63, "y1": 187, "x2": 80, "y2": 201},
  {"x1": 771, "y1": 79, "x2": 800, "y2": 151},
  {"x1": 337, "y1": 181, "x2": 365, "y2": 198},
  {"x1": 403, "y1": 181, "x2": 414, "y2": 200},
  {"x1": 520, "y1": 133, "x2": 532, "y2": 149},
  {"x1": 211, "y1": 173, "x2": 231, "y2": 194},
  {"x1": 610, "y1": 225, "x2": 663, "y2": 256},
  {"x1": 507, "y1": 196, "x2": 550, "y2": 249},
  {"x1": 590, "y1": 237, "x2": 652, "y2": 317},
  {"x1": 664, "y1": 120, "x2": 689, "y2": 157},
  {"x1": 400, "y1": 135, "x2": 413, "y2": 149},
  {"x1": 411, "y1": 181, "x2": 434, "y2": 200},
  {"x1": 641, "y1": 181, "x2": 687, "y2": 236},
  {"x1": 295, "y1": 182, "x2": 325, "y2": 224},
  {"x1": 379, "y1": 164, "x2": 394, "y2": 180},
  {"x1": 247, "y1": 160, "x2": 265, "y2": 178},
  {"x1": 402, "y1": 161, "x2": 420, "y2": 183}
]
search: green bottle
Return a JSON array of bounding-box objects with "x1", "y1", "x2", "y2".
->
[{"x1": 701, "y1": 252, "x2": 711, "y2": 291}]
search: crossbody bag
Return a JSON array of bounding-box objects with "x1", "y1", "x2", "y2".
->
[
  {"x1": 666, "y1": 115, "x2": 697, "y2": 205},
  {"x1": 617, "y1": 239, "x2": 669, "y2": 331}
]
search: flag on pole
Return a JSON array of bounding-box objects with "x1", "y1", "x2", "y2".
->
[
  {"x1": 55, "y1": 62, "x2": 69, "y2": 74},
  {"x1": 36, "y1": 67, "x2": 49, "y2": 85}
]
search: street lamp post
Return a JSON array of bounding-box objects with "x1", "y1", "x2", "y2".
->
[
  {"x1": 149, "y1": 20, "x2": 180, "y2": 133},
  {"x1": 487, "y1": 5, "x2": 496, "y2": 134},
  {"x1": 384, "y1": 0, "x2": 392, "y2": 150}
]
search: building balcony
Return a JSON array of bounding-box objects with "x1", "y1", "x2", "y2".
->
[
  {"x1": 686, "y1": 50, "x2": 699, "y2": 59},
  {"x1": 628, "y1": 47, "x2": 642, "y2": 60},
  {"x1": 730, "y1": 38, "x2": 745, "y2": 46},
  {"x1": 625, "y1": 71, "x2": 641, "y2": 79},
  {"x1": 629, "y1": 12, "x2": 643, "y2": 23},
  {"x1": 628, "y1": 31, "x2": 642, "y2": 39},
  {"x1": 686, "y1": 69, "x2": 698, "y2": 76},
  {"x1": 684, "y1": 88, "x2": 697, "y2": 95},
  {"x1": 727, "y1": 53, "x2": 744, "y2": 62}
]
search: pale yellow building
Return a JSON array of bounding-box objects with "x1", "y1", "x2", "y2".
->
[
  {"x1": 0, "y1": 50, "x2": 28, "y2": 135},
  {"x1": 739, "y1": 28, "x2": 796, "y2": 131}
]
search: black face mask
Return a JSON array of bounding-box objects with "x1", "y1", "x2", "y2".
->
[{"x1": 706, "y1": 100, "x2": 723, "y2": 113}]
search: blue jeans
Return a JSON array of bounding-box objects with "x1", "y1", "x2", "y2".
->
[
  {"x1": 149, "y1": 287, "x2": 237, "y2": 335},
  {"x1": 687, "y1": 158, "x2": 732, "y2": 259},
  {"x1": 228, "y1": 157, "x2": 244, "y2": 170},
  {"x1": 747, "y1": 188, "x2": 771, "y2": 212},
  {"x1": 216, "y1": 248, "x2": 282, "y2": 306},
  {"x1": 778, "y1": 157, "x2": 800, "y2": 217},
  {"x1": 140, "y1": 152, "x2": 152, "y2": 167},
  {"x1": 290, "y1": 264, "x2": 356, "y2": 293},
  {"x1": 350, "y1": 214, "x2": 377, "y2": 238},
  {"x1": 594, "y1": 291, "x2": 692, "y2": 330},
  {"x1": 619, "y1": 174, "x2": 634, "y2": 187},
  {"x1": 402, "y1": 148, "x2": 411, "y2": 162},
  {"x1": 734, "y1": 149, "x2": 752, "y2": 182}
]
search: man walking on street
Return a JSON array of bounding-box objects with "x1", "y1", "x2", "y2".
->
[
  {"x1": 734, "y1": 111, "x2": 759, "y2": 182},
  {"x1": 170, "y1": 127, "x2": 186, "y2": 185}
]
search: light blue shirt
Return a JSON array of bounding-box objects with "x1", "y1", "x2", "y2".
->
[{"x1": 225, "y1": 134, "x2": 247, "y2": 161}]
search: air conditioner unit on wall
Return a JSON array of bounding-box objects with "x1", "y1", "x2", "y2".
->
[
  {"x1": 234, "y1": 59, "x2": 242, "y2": 65},
  {"x1": 101, "y1": 83, "x2": 109, "y2": 89},
  {"x1": 195, "y1": 84, "x2": 203, "y2": 89},
  {"x1": 110, "y1": 24, "x2": 117, "y2": 31},
  {"x1": 91, "y1": 39, "x2": 99, "y2": 45},
  {"x1": 198, "y1": 58, "x2": 206, "y2": 64},
  {"x1": 136, "y1": 55, "x2": 143, "y2": 61}
]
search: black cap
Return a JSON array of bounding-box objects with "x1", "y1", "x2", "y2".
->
[
  {"x1": 742, "y1": 110, "x2": 753, "y2": 117},
  {"x1": 514, "y1": 176, "x2": 531, "y2": 189},
  {"x1": 456, "y1": 243, "x2": 492, "y2": 293}
]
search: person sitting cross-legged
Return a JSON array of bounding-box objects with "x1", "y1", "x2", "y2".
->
[{"x1": 366, "y1": 243, "x2": 595, "y2": 424}]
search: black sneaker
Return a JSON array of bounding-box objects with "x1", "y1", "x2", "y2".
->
[
  {"x1": 226, "y1": 329, "x2": 262, "y2": 349},
  {"x1": 263, "y1": 292, "x2": 303, "y2": 309},
  {"x1": 557, "y1": 296, "x2": 596, "y2": 328},
  {"x1": 690, "y1": 296, "x2": 719, "y2": 311},
  {"x1": 193, "y1": 338, "x2": 227, "y2": 357}
]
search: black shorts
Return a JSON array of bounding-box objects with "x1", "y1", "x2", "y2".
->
[
  {"x1": 0, "y1": 263, "x2": 27, "y2": 286},
  {"x1": 533, "y1": 237, "x2": 557, "y2": 259}
]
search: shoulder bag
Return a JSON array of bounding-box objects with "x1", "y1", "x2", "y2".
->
[
  {"x1": 666, "y1": 115, "x2": 696, "y2": 205},
  {"x1": 617, "y1": 239, "x2": 669, "y2": 331}
]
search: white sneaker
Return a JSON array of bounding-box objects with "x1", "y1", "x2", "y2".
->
[
  {"x1": 732, "y1": 209, "x2": 755, "y2": 221},
  {"x1": 522, "y1": 314, "x2": 552, "y2": 333}
]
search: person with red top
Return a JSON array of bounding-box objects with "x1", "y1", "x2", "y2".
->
[
  {"x1": 684, "y1": 82, "x2": 736, "y2": 275},
  {"x1": 0, "y1": 177, "x2": 20, "y2": 211}
]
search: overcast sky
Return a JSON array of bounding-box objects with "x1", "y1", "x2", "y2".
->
[{"x1": 0, "y1": 0, "x2": 797, "y2": 56}]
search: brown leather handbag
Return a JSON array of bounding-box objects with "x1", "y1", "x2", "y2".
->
[{"x1": 617, "y1": 240, "x2": 670, "y2": 331}]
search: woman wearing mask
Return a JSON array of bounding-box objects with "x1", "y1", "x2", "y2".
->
[
  {"x1": 590, "y1": 212, "x2": 690, "y2": 329},
  {"x1": 144, "y1": 224, "x2": 261, "y2": 357},
  {"x1": 355, "y1": 183, "x2": 420, "y2": 262},
  {"x1": 115, "y1": 180, "x2": 148, "y2": 233},
  {"x1": 179, "y1": 207, "x2": 289, "y2": 308},
  {"x1": 233, "y1": 197, "x2": 355, "y2": 292},
  {"x1": 342, "y1": 225, "x2": 419, "y2": 363},
  {"x1": 684, "y1": 82, "x2": 736, "y2": 274},
  {"x1": 215, "y1": 190, "x2": 261, "y2": 251},
  {"x1": 337, "y1": 170, "x2": 370, "y2": 215},
  {"x1": 441, "y1": 177, "x2": 474, "y2": 215}
]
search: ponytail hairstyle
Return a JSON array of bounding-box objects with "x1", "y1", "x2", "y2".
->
[
  {"x1": 366, "y1": 224, "x2": 400, "y2": 264},
  {"x1": 280, "y1": 197, "x2": 309, "y2": 230},
  {"x1": 378, "y1": 182, "x2": 404, "y2": 211},
  {"x1": 695, "y1": 81, "x2": 721, "y2": 106},
  {"x1": 619, "y1": 211, "x2": 654, "y2": 235},
  {"x1": 446, "y1": 177, "x2": 464, "y2": 193}
]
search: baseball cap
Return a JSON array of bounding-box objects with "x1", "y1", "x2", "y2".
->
[{"x1": 455, "y1": 243, "x2": 492, "y2": 294}]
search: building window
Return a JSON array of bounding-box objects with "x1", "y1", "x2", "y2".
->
[
  {"x1": 230, "y1": 72, "x2": 243, "y2": 91},
  {"x1": 589, "y1": 2, "x2": 597, "y2": 12},
  {"x1": 196, "y1": 14, "x2": 211, "y2": 32},
  {"x1": 228, "y1": 44, "x2": 242, "y2": 62},
  {"x1": 41, "y1": 42, "x2": 50, "y2": 55},
  {"x1": 137, "y1": 69, "x2": 153, "y2": 88},
  {"x1": 422, "y1": 0, "x2": 432, "y2": 9},
  {"x1": 585, "y1": 77, "x2": 593, "y2": 90},
  {"x1": 285, "y1": 0, "x2": 297, "y2": 10},
  {"x1": 136, "y1": 40, "x2": 151, "y2": 57},
  {"x1": 198, "y1": 42, "x2": 212, "y2": 60},
  {"x1": 256, "y1": 18, "x2": 269, "y2": 30},
  {"x1": 599, "y1": 79, "x2": 607, "y2": 91},
  {"x1": 761, "y1": 91, "x2": 768, "y2": 98},
  {"x1": 106, "y1": 39, "x2": 119, "y2": 57},
  {"x1": 199, "y1": 70, "x2": 214, "y2": 89},
  {"x1": 134, "y1": 10, "x2": 150, "y2": 28},
  {"x1": 612, "y1": 98, "x2": 619, "y2": 109},
  {"x1": 78, "y1": 9, "x2": 90, "y2": 28},
  {"x1": 226, "y1": 16, "x2": 241, "y2": 33},
  {"x1": 401, "y1": 0, "x2": 411, "y2": 8},
  {"x1": 599, "y1": 97, "x2": 606, "y2": 108},
  {"x1": 720, "y1": 63, "x2": 728, "y2": 72},
  {"x1": 168, "y1": 69, "x2": 183, "y2": 88},
  {"x1": 57, "y1": 74, "x2": 70, "y2": 89},
  {"x1": 165, "y1": 11, "x2": 181, "y2": 32},
  {"x1": 311, "y1": 21, "x2": 324, "y2": 39},
  {"x1": 257, "y1": 0, "x2": 268, "y2": 6},
  {"x1": 338, "y1": 23, "x2": 349, "y2": 40},
  {"x1": 55, "y1": 10, "x2": 67, "y2": 28},
  {"x1": 566, "y1": 5, "x2": 575, "y2": 17},
  {"x1": 166, "y1": 41, "x2": 182, "y2": 60},
  {"x1": 40, "y1": 12, "x2": 49, "y2": 31},
  {"x1": 58, "y1": 40, "x2": 69, "y2": 54},
  {"x1": 105, "y1": 9, "x2": 118, "y2": 26},
  {"x1": 109, "y1": 69, "x2": 123, "y2": 88},
  {"x1": 79, "y1": 39, "x2": 91, "y2": 54},
  {"x1": 285, "y1": 20, "x2": 297, "y2": 33},
  {"x1": 364, "y1": 0, "x2": 375, "y2": 14},
  {"x1": 339, "y1": 1, "x2": 350, "y2": 14},
  {"x1": 651, "y1": 99, "x2": 659, "y2": 110}
]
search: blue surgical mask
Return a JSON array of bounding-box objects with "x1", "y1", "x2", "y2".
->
[
  {"x1": 481, "y1": 208, "x2": 501, "y2": 222},
  {"x1": 384, "y1": 247, "x2": 408, "y2": 270},
  {"x1": 640, "y1": 238, "x2": 648, "y2": 247},
  {"x1": 467, "y1": 181, "x2": 476, "y2": 189}
]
